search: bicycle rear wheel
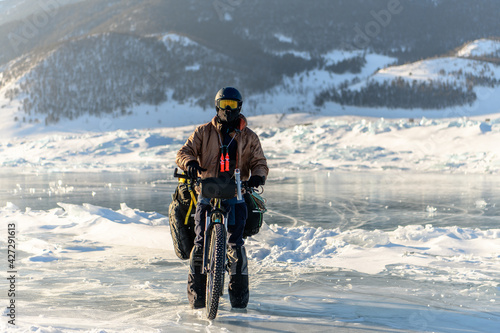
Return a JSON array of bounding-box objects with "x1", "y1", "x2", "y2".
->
[{"x1": 205, "y1": 223, "x2": 226, "y2": 320}]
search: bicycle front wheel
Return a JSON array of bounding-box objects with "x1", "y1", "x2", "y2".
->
[{"x1": 205, "y1": 223, "x2": 226, "y2": 320}]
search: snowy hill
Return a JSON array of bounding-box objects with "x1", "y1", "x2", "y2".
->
[
  {"x1": 0, "y1": 32, "x2": 231, "y2": 123},
  {"x1": 315, "y1": 38, "x2": 500, "y2": 113},
  {"x1": 456, "y1": 38, "x2": 500, "y2": 59},
  {"x1": 2, "y1": 37, "x2": 500, "y2": 138},
  {"x1": 1, "y1": 0, "x2": 500, "y2": 134},
  {"x1": 2, "y1": 0, "x2": 500, "y2": 67}
]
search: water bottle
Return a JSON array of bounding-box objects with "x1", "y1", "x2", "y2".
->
[{"x1": 235, "y1": 169, "x2": 242, "y2": 201}]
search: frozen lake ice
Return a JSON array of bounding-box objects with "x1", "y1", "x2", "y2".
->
[
  {"x1": 1, "y1": 170, "x2": 499, "y2": 332},
  {"x1": 3, "y1": 170, "x2": 499, "y2": 230}
]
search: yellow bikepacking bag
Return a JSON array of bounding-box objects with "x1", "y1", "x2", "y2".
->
[{"x1": 168, "y1": 177, "x2": 196, "y2": 260}]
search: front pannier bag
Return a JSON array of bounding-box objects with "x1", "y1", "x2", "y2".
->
[
  {"x1": 243, "y1": 191, "x2": 267, "y2": 238},
  {"x1": 168, "y1": 178, "x2": 196, "y2": 260}
]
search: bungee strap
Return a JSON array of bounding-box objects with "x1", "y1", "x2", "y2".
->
[{"x1": 184, "y1": 183, "x2": 198, "y2": 225}]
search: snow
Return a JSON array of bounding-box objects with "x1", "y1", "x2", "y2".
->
[
  {"x1": 322, "y1": 49, "x2": 363, "y2": 66},
  {"x1": 184, "y1": 63, "x2": 200, "y2": 71},
  {"x1": 1, "y1": 113, "x2": 499, "y2": 174},
  {"x1": 374, "y1": 56, "x2": 500, "y2": 84},
  {"x1": 1, "y1": 200, "x2": 499, "y2": 332},
  {"x1": 244, "y1": 52, "x2": 396, "y2": 117},
  {"x1": 273, "y1": 33, "x2": 294, "y2": 44},
  {"x1": 314, "y1": 40, "x2": 500, "y2": 118},
  {"x1": 457, "y1": 38, "x2": 500, "y2": 58},
  {"x1": 161, "y1": 33, "x2": 198, "y2": 49},
  {"x1": 1, "y1": 208, "x2": 495, "y2": 275},
  {"x1": 271, "y1": 50, "x2": 312, "y2": 60}
]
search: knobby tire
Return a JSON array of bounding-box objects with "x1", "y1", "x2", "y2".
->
[{"x1": 205, "y1": 223, "x2": 226, "y2": 320}]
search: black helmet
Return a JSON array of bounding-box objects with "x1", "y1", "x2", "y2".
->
[{"x1": 215, "y1": 87, "x2": 243, "y2": 123}]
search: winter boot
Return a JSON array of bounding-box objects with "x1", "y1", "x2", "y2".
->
[
  {"x1": 187, "y1": 245, "x2": 206, "y2": 309},
  {"x1": 227, "y1": 246, "x2": 249, "y2": 308}
]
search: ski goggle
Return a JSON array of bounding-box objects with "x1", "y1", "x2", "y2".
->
[{"x1": 217, "y1": 99, "x2": 239, "y2": 110}]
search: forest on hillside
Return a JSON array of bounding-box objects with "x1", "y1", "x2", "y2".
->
[{"x1": 314, "y1": 77, "x2": 478, "y2": 109}]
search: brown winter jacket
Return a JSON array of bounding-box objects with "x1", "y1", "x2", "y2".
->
[{"x1": 176, "y1": 115, "x2": 268, "y2": 182}]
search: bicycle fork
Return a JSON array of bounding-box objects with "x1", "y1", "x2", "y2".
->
[{"x1": 202, "y1": 208, "x2": 228, "y2": 275}]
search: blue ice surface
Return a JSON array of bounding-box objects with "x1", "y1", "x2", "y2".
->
[
  {"x1": 480, "y1": 122, "x2": 492, "y2": 133},
  {"x1": 145, "y1": 133, "x2": 175, "y2": 148}
]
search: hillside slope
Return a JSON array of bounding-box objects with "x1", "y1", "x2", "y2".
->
[
  {"x1": 315, "y1": 39, "x2": 500, "y2": 113},
  {"x1": 2, "y1": 0, "x2": 500, "y2": 66},
  {"x1": 2, "y1": 38, "x2": 500, "y2": 138},
  {"x1": 1, "y1": 1, "x2": 500, "y2": 135}
]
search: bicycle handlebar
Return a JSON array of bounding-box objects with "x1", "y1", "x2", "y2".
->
[
  {"x1": 173, "y1": 168, "x2": 194, "y2": 180},
  {"x1": 173, "y1": 168, "x2": 260, "y2": 193}
]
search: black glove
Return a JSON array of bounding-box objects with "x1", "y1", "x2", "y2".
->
[
  {"x1": 185, "y1": 161, "x2": 207, "y2": 179},
  {"x1": 246, "y1": 175, "x2": 265, "y2": 188}
]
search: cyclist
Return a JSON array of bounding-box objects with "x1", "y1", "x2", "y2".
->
[{"x1": 176, "y1": 87, "x2": 269, "y2": 309}]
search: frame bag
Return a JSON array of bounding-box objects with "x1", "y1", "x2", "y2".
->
[
  {"x1": 168, "y1": 179, "x2": 196, "y2": 260},
  {"x1": 243, "y1": 191, "x2": 267, "y2": 238}
]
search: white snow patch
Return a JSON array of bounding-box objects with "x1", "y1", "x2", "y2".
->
[
  {"x1": 2, "y1": 202, "x2": 498, "y2": 282},
  {"x1": 184, "y1": 63, "x2": 200, "y2": 71},
  {"x1": 457, "y1": 38, "x2": 500, "y2": 58},
  {"x1": 161, "y1": 32, "x2": 198, "y2": 48},
  {"x1": 274, "y1": 33, "x2": 294, "y2": 44}
]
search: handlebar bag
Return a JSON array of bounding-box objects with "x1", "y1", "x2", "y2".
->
[{"x1": 200, "y1": 177, "x2": 236, "y2": 199}]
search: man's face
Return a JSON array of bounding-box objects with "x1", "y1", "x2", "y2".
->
[{"x1": 217, "y1": 107, "x2": 240, "y2": 123}]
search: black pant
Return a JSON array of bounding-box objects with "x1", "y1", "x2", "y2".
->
[{"x1": 187, "y1": 199, "x2": 249, "y2": 309}]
